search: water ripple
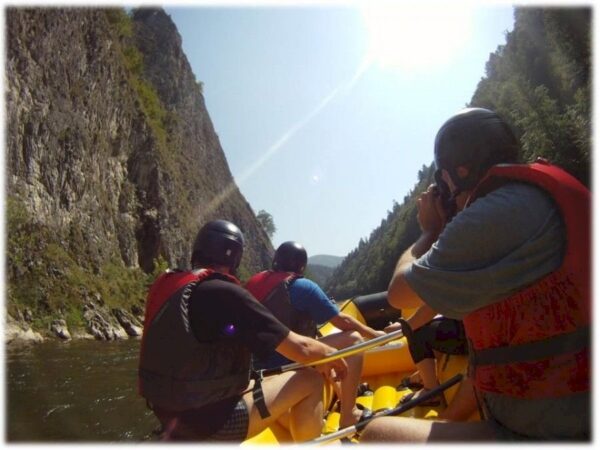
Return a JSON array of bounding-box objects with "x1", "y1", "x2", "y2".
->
[{"x1": 44, "y1": 404, "x2": 73, "y2": 419}]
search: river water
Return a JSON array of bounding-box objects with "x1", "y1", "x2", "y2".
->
[{"x1": 7, "y1": 339, "x2": 158, "y2": 442}]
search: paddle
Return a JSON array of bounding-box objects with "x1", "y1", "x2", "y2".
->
[
  {"x1": 258, "y1": 329, "x2": 405, "y2": 377},
  {"x1": 309, "y1": 373, "x2": 464, "y2": 445}
]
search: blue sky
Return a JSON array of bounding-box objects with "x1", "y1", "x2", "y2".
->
[{"x1": 165, "y1": 3, "x2": 515, "y2": 257}]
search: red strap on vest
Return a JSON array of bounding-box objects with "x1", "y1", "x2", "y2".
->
[
  {"x1": 144, "y1": 269, "x2": 240, "y2": 326},
  {"x1": 245, "y1": 270, "x2": 297, "y2": 302},
  {"x1": 144, "y1": 271, "x2": 206, "y2": 326}
]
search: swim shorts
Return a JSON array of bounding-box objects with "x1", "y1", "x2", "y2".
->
[{"x1": 207, "y1": 398, "x2": 250, "y2": 442}]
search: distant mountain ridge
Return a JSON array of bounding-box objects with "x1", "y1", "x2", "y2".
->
[
  {"x1": 308, "y1": 254, "x2": 344, "y2": 268},
  {"x1": 305, "y1": 255, "x2": 343, "y2": 288}
]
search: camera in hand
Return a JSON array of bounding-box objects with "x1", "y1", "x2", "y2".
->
[{"x1": 433, "y1": 170, "x2": 457, "y2": 219}]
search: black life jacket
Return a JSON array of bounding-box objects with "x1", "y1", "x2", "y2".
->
[
  {"x1": 138, "y1": 269, "x2": 251, "y2": 411},
  {"x1": 246, "y1": 270, "x2": 317, "y2": 338}
]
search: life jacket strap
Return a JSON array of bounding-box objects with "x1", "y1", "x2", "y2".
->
[
  {"x1": 397, "y1": 318, "x2": 413, "y2": 340},
  {"x1": 251, "y1": 371, "x2": 271, "y2": 419},
  {"x1": 470, "y1": 378, "x2": 489, "y2": 420},
  {"x1": 470, "y1": 326, "x2": 590, "y2": 367}
]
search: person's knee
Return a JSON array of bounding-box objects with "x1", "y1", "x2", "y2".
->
[
  {"x1": 294, "y1": 368, "x2": 324, "y2": 393},
  {"x1": 347, "y1": 330, "x2": 363, "y2": 345},
  {"x1": 318, "y1": 330, "x2": 363, "y2": 350},
  {"x1": 361, "y1": 417, "x2": 433, "y2": 442},
  {"x1": 335, "y1": 330, "x2": 362, "y2": 347},
  {"x1": 307, "y1": 368, "x2": 324, "y2": 391}
]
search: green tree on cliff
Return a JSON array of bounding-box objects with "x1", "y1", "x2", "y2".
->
[{"x1": 257, "y1": 210, "x2": 276, "y2": 239}]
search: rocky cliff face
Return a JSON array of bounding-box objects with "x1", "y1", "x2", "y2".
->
[
  {"x1": 129, "y1": 8, "x2": 272, "y2": 273},
  {"x1": 6, "y1": 8, "x2": 273, "y2": 340}
]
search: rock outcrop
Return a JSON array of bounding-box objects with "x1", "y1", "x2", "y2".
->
[
  {"x1": 50, "y1": 319, "x2": 72, "y2": 340},
  {"x1": 6, "y1": 315, "x2": 45, "y2": 344},
  {"x1": 112, "y1": 308, "x2": 143, "y2": 337}
]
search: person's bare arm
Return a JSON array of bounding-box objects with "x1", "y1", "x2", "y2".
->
[
  {"x1": 388, "y1": 186, "x2": 446, "y2": 311},
  {"x1": 384, "y1": 296, "x2": 438, "y2": 333},
  {"x1": 388, "y1": 237, "x2": 433, "y2": 311},
  {"x1": 275, "y1": 330, "x2": 348, "y2": 380},
  {"x1": 329, "y1": 312, "x2": 386, "y2": 338},
  {"x1": 406, "y1": 303, "x2": 437, "y2": 330}
]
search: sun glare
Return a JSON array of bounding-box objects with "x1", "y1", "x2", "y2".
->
[{"x1": 360, "y1": 3, "x2": 473, "y2": 72}]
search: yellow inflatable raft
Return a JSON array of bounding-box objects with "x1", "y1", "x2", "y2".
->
[{"x1": 243, "y1": 292, "x2": 477, "y2": 445}]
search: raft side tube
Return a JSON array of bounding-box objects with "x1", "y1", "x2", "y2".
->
[{"x1": 351, "y1": 291, "x2": 401, "y2": 330}]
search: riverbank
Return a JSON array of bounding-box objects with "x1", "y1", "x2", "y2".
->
[
  {"x1": 6, "y1": 302, "x2": 144, "y2": 346},
  {"x1": 6, "y1": 317, "x2": 45, "y2": 344},
  {"x1": 6, "y1": 288, "x2": 343, "y2": 346},
  {"x1": 6, "y1": 317, "x2": 134, "y2": 346}
]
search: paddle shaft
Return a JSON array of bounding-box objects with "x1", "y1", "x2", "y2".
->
[
  {"x1": 260, "y1": 329, "x2": 404, "y2": 377},
  {"x1": 310, "y1": 373, "x2": 464, "y2": 445}
]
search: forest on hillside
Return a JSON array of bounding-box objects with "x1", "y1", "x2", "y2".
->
[{"x1": 325, "y1": 7, "x2": 591, "y2": 299}]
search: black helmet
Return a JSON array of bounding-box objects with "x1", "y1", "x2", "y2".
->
[
  {"x1": 434, "y1": 108, "x2": 519, "y2": 193},
  {"x1": 272, "y1": 241, "x2": 307, "y2": 274},
  {"x1": 191, "y1": 220, "x2": 244, "y2": 273}
]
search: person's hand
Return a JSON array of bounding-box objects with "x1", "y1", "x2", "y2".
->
[
  {"x1": 317, "y1": 358, "x2": 348, "y2": 382},
  {"x1": 417, "y1": 184, "x2": 447, "y2": 236},
  {"x1": 384, "y1": 321, "x2": 402, "y2": 333}
]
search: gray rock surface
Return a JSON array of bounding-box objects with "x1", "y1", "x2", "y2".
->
[
  {"x1": 50, "y1": 319, "x2": 72, "y2": 340},
  {"x1": 6, "y1": 8, "x2": 272, "y2": 273},
  {"x1": 5, "y1": 8, "x2": 274, "y2": 340},
  {"x1": 113, "y1": 308, "x2": 143, "y2": 337},
  {"x1": 6, "y1": 315, "x2": 45, "y2": 344},
  {"x1": 83, "y1": 298, "x2": 128, "y2": 341}
]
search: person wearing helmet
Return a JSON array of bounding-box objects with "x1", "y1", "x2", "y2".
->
[
  {"x1": 246, "y1": 241, "x2": 385, "y2": 429},
  {"x1": 361, "y1": 108, "x2": 590, "y2": 442},
  {"x1": 138, "y1": 220, "x2": 348, "y2": 442}
]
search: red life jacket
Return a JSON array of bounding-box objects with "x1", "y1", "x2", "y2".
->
[
  {"x1": 463, "y1": 160, "x2": 590, "y2": 399},
  {"x1": 138, "y1": 268, "x2": 251, "y2": 411},
  {"x1": 246, "y1": 270, "x2": 317, "y2": 338}
]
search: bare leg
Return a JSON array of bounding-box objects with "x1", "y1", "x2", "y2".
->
[
  {"x1": 416, "y1": 358, "x2": 438, "y2": 389},
  {"x1": 360, "y1": 416, "x2": 496, "y2": 442},
  {"x1": 243, "y1": 368, "x2": 324, "y2": 442},
  {"x1": 408, "y1": 370, "x2": 422, "y2": 385},
  {"x1": 319, "y1": 331, "x2": 364, "y2": 428},
  {"x1": 276, "y1": 410, "x2": 290, "y2": 430},
  {"x1": 400, "y1": 358, "x2": 445, "y2": 406},
  {"x1": 438, "y1": 377, "x2": 478, "y2": 421}
]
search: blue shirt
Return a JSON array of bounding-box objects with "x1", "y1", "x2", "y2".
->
[{"x1": 288, "y1": 278, "x2": 339, "y2": 324}]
